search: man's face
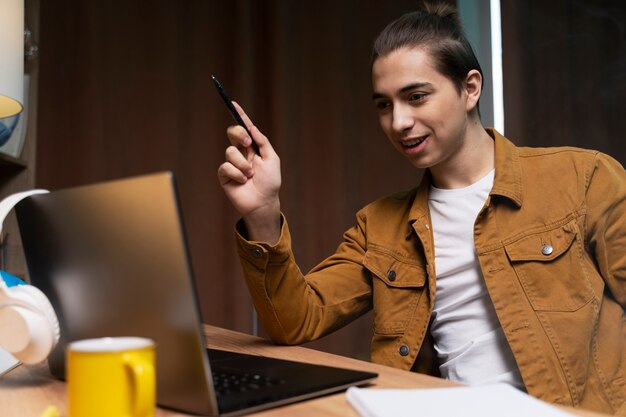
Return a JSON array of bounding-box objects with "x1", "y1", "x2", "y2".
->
[{"x1": 371, "y1": 47, "x2": 473, "y2": 172}]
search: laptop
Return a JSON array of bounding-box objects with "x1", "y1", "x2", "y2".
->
[{"x1": 15, "y1": 172, "x2": 377, "y2": 416}]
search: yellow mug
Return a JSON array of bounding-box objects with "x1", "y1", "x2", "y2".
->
[{"x1": 66, "y1": 337, "x2": 156, "y2": 417}]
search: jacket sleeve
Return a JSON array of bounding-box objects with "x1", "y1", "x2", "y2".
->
[
  {"x1": 235, "y1": 213, "x2": 373, "y2": 344},
  {"x1": 584, "y1": 152, "x2": 626, "y2": 309}
]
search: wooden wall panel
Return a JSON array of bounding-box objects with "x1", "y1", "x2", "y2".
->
[
  {"x1": 35, "y1": 0, "x2": 626, "y2": 362},
  {"x1": 35, "y1": 0, "x2": 429, "y2": 359},
  {"x1": 502, "y1": 0, "x2": 626, "y2": 163}
]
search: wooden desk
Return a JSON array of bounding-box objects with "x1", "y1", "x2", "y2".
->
[{"x1": 0, "y1": 325, "x2": 610, "y2": 417}]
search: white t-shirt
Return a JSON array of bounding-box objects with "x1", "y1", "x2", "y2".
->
[{"x1": 428, "y1": 170, "x2": 525, "y2": 390}]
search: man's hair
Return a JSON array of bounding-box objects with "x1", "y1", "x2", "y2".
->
[{"x1": 371, "y1": 3, "x2": 483, "y2": 96}]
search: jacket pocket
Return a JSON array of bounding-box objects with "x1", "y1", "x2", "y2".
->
[
  {"x1": 504, "y1": 221, "x2": 594, "y2": 311},
  {"x1": 364, "y1": 245, "x2": 426, "y2": 335}
]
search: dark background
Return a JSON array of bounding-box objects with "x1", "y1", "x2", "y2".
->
[{"x1": 31, "y1": 0, "x2": 626, "y2": 360}]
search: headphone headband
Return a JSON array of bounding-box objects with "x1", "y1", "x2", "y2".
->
[
  {"x1": 0, "y1": 189, "x2": 59, "y2": 366},
  {"x1": 0, "y1": 189, "x2": 49, "y2": 236}
]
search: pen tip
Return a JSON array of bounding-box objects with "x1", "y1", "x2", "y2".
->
[{"x1": 211, "y1": 75, "x2": 222, "y2": 88}]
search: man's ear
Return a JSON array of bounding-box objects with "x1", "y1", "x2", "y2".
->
[{"x1": 464, "y1": 69, "x2": 482, "y2": 114}]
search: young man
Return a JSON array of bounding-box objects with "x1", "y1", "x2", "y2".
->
[{"x1": 218, "y1": 4, "x2": 626, "y2": 415}]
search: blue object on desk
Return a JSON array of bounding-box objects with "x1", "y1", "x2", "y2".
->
[{"x1": 0, "y1": 270, "x2": 26, "y2": 287}]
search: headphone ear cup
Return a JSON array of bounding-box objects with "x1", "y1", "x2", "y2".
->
[
  {"x1": 0, "y1": 285, "x2": 60, "y2": 364},
  {"x1": 0, "y1": 304, "x2": 32, "y2": 353},
  {"x1": 0, "y1": 304, "x2": 52, "y2": 363},
  {"x1": 18, "y1": 285, "x2": 60, "y2": 344}
]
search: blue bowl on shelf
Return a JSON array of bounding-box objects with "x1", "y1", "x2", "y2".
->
[{"x1": 0, "y1": 115, "x2": 20, "y2": 146}]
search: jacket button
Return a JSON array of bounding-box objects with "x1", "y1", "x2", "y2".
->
[
  {"x1": 399, "y1": 345, "x2": 409, "y2": 356},
  {"x1": 252, "y1": 248, "x2": 263, "y2": 258},
  {"x1": 387, "y1": 270, "x2": 396, "y2": 282},
  {"x1": 541, "y1": 244, "x2": 553, "y2": 256}
]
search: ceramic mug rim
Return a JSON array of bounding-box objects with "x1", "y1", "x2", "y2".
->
[{"x1": 67, "y1": 336, "x2": 154, "y2": 353}]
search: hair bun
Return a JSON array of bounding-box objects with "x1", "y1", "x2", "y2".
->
[{"x1": 423, "y1": 2, "x2": 462, "y2": 29}]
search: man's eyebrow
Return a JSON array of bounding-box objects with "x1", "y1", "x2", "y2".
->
[
  {"x1": 372, "y1": 82, "x2": 433, "y2": 100},
  {"x1": 400, "y1": 82, "x2": 432, "y2": 92}
]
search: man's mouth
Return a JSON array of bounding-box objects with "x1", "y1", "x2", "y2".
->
[{"x1": 401, "y1": 136, "x2": 427, "y2": 148}]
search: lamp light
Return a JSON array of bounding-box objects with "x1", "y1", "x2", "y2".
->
[{"x1": 0, "y1": 0, "x2": 24, "y2": 119}]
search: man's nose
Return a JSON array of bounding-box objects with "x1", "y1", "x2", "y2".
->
[{"x1": 392, "y1": 104, "x2": 414, "y2": 133}]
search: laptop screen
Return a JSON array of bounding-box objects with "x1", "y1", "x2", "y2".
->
[{"x1": 17, "y1": 172, "x2": 217, "y2": 415}]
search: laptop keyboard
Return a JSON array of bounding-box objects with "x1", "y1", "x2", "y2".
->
[{"x1": 211, "y1": 368, "x2": 287, "y2": 396}]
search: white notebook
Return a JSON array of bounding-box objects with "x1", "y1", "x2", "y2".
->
[{"x1": 347, "y1": 383, "x2": 575, "y2": 417}]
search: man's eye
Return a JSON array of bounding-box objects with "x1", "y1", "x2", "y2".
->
[
  {"x1": 375, "y1": 101, "x2": 391, "y2": 111},
  {"x1": 409, "y1": 93, "x2": 426, "y2": 102}
]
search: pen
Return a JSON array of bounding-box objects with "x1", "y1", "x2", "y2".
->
[{"x1": 211, "y1": 75, "x2": 261, "y2": 155}]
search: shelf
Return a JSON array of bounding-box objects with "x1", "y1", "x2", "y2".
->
[{"x1": 0, "y1": 152, "x2": 27, "y2": 171}]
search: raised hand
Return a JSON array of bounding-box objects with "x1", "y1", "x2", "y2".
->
[{"x1": 217, "y1": 103, "x2": 282, "y2": 244}]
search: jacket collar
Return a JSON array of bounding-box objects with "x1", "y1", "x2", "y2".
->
[
  {"x1": 408, "y1": 128, "x2": 523, "y2": 226},
  {"x1": 488, "y1": 128, "x2": 523, "y2": 207}
]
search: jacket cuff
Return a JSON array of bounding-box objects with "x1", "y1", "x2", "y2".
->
[{"x1": 235, "y1": 213, "x2": 292, "y2": 265}]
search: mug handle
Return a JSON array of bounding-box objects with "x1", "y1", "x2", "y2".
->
[{"x1": 124, "y1": 352, "x2": 155, "y2": 417}]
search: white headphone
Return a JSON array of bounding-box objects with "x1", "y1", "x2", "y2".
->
[{"x1": 0, "y1": 189, "x2": 60, "y2": 365}]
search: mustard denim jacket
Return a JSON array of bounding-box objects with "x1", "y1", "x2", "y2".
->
[{"x1": 236, "y1": 129, "x2": 626, "y2": 415}]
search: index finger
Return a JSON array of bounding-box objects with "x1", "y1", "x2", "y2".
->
[
  {"x1": 232, "y1": 101, "x2": 263, "y2": 156},
  {"x1": 233, "y1": 101, "x2": 277, "y2": 155},
  {"x1": 232, "y1": 101, "x2": 254, "y2": 131}
]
